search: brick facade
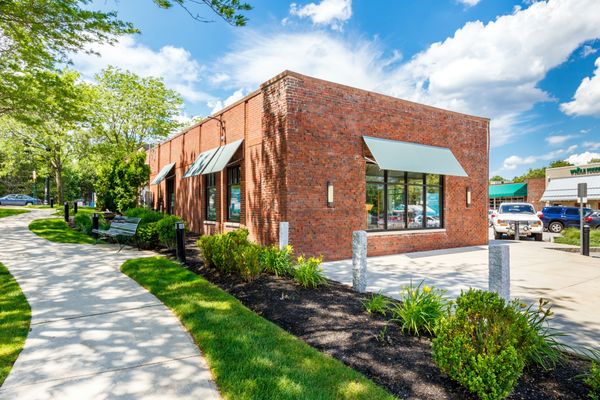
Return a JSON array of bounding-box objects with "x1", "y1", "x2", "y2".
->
[
  {"x1": 148, "y1": 71, "x2": 490, "y2": 261},
  {"x1": 525, "y1": 178, "x2": 546, "y2": 212}
]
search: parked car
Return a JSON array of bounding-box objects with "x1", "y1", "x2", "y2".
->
[
  {"x1": 0, "y1": 194, "x2": 42, "y2": 206},
  {"x1": 583, "y1": 211, "x2": 600, "y2": 229},
  {"x1": 539, "y1": 206, "x2": 593, "y2": 233},
  {"x1": 491, "y1": 202, "x2": 543, "y2": 241}
]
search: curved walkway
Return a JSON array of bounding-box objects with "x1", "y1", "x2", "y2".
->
[{"x1": 0, "y1": 208, "x2": 220, "y2": 400}]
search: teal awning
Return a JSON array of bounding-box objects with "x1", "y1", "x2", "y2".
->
[
  {"x1": 150, "y1": 162, "x2": 175, "y2": 185},
  {"x1": 363, "y1": 136, "x2": 467, "y2": 177},
  {"x1": 489, "y1": 183, "x2": 527, "y2": 198},
  {"x1": 183, "y1": 147, "x2": 219, "y2": 178},
  {"x1": 202, "y1": 139, "x2": 243, "y2": 175}
]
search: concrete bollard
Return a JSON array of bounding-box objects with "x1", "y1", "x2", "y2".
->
[
  {"x1": 352, "y1": 230, "x2": 367, "y2": 293},
  {"x1": 489, "y1": 244, "x2": 510, "y2": 301},
  {"x1": 279, "y1": 221, "x2": 289, "y2": 250}
]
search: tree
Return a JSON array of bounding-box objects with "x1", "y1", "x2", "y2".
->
[
  {"x1": 589, "y1": 158, "x2": 600, "y2": 164},
  {"x1": 490, "y1": 175, "x2": 506, "y2": 182},
  {"x1": 548, "y1": 160, "x2": 572, "y2": 168},
  {"x1": 154, "y1": 0, "x2": 252, "y2": 26}
]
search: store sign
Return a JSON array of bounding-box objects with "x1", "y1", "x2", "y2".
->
[{"x1": 570, "y1": 166, "x2": 600, "y2": 176}]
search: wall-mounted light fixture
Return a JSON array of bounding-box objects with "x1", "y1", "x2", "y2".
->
[
  {"x1": 327, "y1": 181, "x2": 334, "y2": 208},
  {"x1": 466, "y1": 186, "x2": 472, "y2": 208}
]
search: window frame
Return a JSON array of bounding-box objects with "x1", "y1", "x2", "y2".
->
[
  {"x1": 205, "y1": 173, "x2": 217, "y2": 222},
  {"x1": 366, "y1": 164, "x2": 444, "y2": 232},
  {"x1": 226, "y1": 165, "x2": 241, "y2": 223}
]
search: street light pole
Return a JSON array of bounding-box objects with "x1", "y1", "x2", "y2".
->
[{"x1": 578, "y1": 182, "x2": 587, "y2": 255}]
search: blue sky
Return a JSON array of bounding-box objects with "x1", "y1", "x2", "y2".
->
[{"x1": 75, "y1": 0, "x2": 600, "y2": 179}]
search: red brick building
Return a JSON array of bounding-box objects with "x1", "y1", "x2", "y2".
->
[{"x1": 148, "y1": 71, "x2": 489, "y2": 261}]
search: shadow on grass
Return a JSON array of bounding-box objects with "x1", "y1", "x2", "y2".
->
[
  {"x1": 121, "y1": 257, "x2": 396, "y2": 400},
  {"x1": 28, "y1": 218, "x2": 96, "y2": 244}
]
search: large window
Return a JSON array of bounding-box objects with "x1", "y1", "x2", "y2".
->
[
  {"x1": 205, "y1": 173, "x2": 216, "y2": 221},
  {"x1": 227, "y1": 166, "x2": 241, "y2": 222},
  {"x1": 366, "y1": 164, "x2": 443, "y2": 231}
]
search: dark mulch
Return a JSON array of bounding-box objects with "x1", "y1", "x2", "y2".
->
[{"x1": 161, "y1": 234, "x2": 592, "y2": 400}]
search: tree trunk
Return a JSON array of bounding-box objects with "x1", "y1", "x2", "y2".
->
[{"x1": 54, "y1": 167, "x2": 63, "y2": 205}]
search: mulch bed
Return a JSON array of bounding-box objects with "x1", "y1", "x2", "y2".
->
[{"x1": 160, "y1": 234, "x2": 592, "y2": 400}]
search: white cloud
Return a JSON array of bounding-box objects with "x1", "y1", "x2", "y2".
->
[
  {"x1": 289, "y1": 0, "x2": 352, "y2": 30},
  {"x1": 583, "y1": 141, "x2": 600, "y2": 150},
  {"x1": 502, "y1": 145, "x2": 578, "y2": 170},
  {"x1": 207, "y1": 88, "x2": 246, "y2": 114},
  {"x1": 566, "y1": 151, "x2": 600, "y2": 165},
  {"x1": 215, "y1": 0, "x2": 600, "y2": 148},
  {"x1": 560, "y1": 56, "x2": 600, "y2": 117},
  {"x1": 457, "y1": 0, "x2": 481, "y2": 7},
  {"x1": 545, "y1": 134, "x2": 576, "y2": 145},
  {"x1": 71, "y1": 36, "x2": 215, "y2": 103},
  {"x1": 582, "y1": 45, "x2": 598, "y2": 57}
]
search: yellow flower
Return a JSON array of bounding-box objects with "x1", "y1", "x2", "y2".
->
[{"x1": 423, "y1": 286, "x2": 432, "y2": 294}]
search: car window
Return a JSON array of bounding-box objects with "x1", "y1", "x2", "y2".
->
[
  {"x1": 565, "y1": 209, "x2": 579, "y2": 216},
  {"x1": 499, "y1": 204, "x2": 535, "y2": 214},
  {"x1": 544, "y1": 207, "x2": 562, "y2": 214}
]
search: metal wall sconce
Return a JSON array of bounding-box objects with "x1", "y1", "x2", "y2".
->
[
  {"x1": 466, "y1": 186, "x2": 472, "y2": 208},
  {"x1": 327, "y1": 181, "x2": 334, "y2": 207}
]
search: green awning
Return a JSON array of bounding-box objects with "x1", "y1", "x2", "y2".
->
[
  {"x1": 363, "y1": 136, "x2": 467, "y2": 177},
  {"x1": 489, "y1": 183, "x2": 527, "y2": 198},
  {"x1": 183, "y1": 147, "x2": 219, "y2": 178},
  {"x1": 201, "y1": 139, "x2": 243, "y2": 175},
  {"x1": 150, "y1": 162, "x2": 175, "y2": 185}
]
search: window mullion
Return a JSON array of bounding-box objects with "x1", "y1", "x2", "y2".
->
[{"x1": 384, "y1": 170, "x2": 388, "y2": 230}]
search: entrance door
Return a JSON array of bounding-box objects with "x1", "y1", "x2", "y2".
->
[{"x1": 166, "y1": 177, "x2": 175, "y2": 215}]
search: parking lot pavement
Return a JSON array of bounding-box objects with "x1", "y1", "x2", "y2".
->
[{"x1": 322, "y1": 234, "x2": 600, "y2": 353}]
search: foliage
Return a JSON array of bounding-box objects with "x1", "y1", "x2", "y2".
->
[
  {"x1": 519, "y1": 298, "x2": 564, "y2": 370},
  {"x1": 154, "y1": 0, "x2": 252, "y2": 26},
  {"x1": 234, "y1": 242, "x2": 264, "y2": 281},
  {"x1": 124, "y1": 207, "x2": 165, "y2": 224},
  {"x1": 584, "y1": 361, "x2": 600, "y2": 400},
  {"x1": 74, "y1": 213, "x2": 92, "y2": 235},
  {"x1": 555, "y1": 228, "x2": 600, "y2": 247},
  {"x1": 548, "y1": 160, "x2": 572, "y2": 168},
  {"x1": 121, "y1": 256, "x2": 395, "y2": 400},
  {"x1": 389, "y1": 280, "x2": 449, "y2": 336},
  {"x1": 155, "y1": 215, "x2": 183, "y2": 250},
  {"x1": 432, "y1": 289, "x2": 528, "y2": 400},
  {"x1": 362, "y1": 293, "x2": 390, "y2": 316},
  {"x1": 489, "y1": 175, "x2": 506, "y2": 182},
  {"x1": 0, "y1": 209, "x2": 29, "y2": 219},
  {"x1": 29, "y1": 218, "x2": 97, "y2": 244},
  {"x1": 259, "y1": 244, "x2": 294, "y2": 277},
  {"x1": 125, "y1": 207, "x2": 166, "y2": 248},
  {"x1": 198, "y1": 229, "x2": 251, "y2": 274},
  {"x1": 0, "y1": 262, "x2": 31, "y2": 385},
  {"x1": 512, "y1": 160, "x2": 573, "y2": 183},
  {"x1": 293, "y1": 256, "x2": 326, "y2": 289},
  {"x1": 95, "y1": 151, "x2": 150, "y2": 212}
]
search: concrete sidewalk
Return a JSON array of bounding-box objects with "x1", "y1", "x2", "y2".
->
[
  {"x1": 323, "y1": 236, "x2": 600, "y2": 353},
  {"x1": 0, "y1": 208, "x2": 220, "y2": 399}
]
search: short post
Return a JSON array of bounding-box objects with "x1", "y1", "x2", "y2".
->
[
  {"x1": 583, "y1": 225, "x2": 590, "y2": 257},
  {"x1": 50, "y1": 198, "x2": 54, "y2": 208},
  {"x1": 73, "y1": 201, "x2": 78, "y2": 214},
  {"x1": 279, "y1": 221, "x2": 289, "y2": 250},
  {"x1": 352, "y1": 230, "x2": 367, "y2": 293},
  {"x1": 63, "y1": 202, "x2": 69, "y2": 223},
  {"x1": 92, "y1": 213, "x2": 99, "y2": 239},
  {"x1": 175, "y1": 222, "x2": 186, "y2": 264},
  {"x1": 514, "y1": 221, "x2": 519, "y2": 241},
  {"x1": 489, "y1": 244, "x2": 510, "y2": 301}
]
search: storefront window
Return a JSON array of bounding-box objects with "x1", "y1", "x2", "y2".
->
[
  {"x1": 365, "y1": 164, "x2": 444, "y2": 231},
  {"x1": 205, "y1": 173, "x2": 216, "y2": 221},
  {"x1": 227, "y1": 166, "x2": 241, "y2": 222}
]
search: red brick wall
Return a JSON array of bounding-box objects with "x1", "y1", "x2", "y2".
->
[
  {"x1": 526, "y1": 177, "x2": 546, "y2": 212},
  {"x1": 282, "y1": 73, "x2": 490, "y2": 260}
]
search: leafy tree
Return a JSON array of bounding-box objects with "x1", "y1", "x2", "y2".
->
[
  {"x1": 490, "y1": 175, "x2": 506, "y2": 182},
  {"x1": 588, "y1": 158, "x2": 600, "y2": 164},
  {"x1": 548, "y1": 160, "x2": 572, "y2": 168},
  {"x1": 154, "y1": 0, "x2": 252, "y2": 26},
  {"x1": 96, "y1": 151, "x2": 150, "y2": 212}
]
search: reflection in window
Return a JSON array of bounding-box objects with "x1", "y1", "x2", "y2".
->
[
  {"x1": 227, "y1": 166, "x2": 241, "y2": 222},
  {"x1": 205, "y1": 173, "x2": 216, "y2": 221},
  {"x1": 366, "y1": 183, "x2": 384, "y2": 230}
]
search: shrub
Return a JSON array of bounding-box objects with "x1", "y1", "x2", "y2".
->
[
  {"x1": 74, "y1": 213, "x2": 92, "y2": 235},
  {"x1": 362, "y1": 293, "x2": 390, "y2": 316},
  {"x1": 260, "y1": 245, "x2": 294, "y2": 277},
  {"x1": 135, "y1": 221, "x2": 160, "y2": 248},
  {"x1": 155, "y1": 215, "x2": 183, "y2": 249},
  {"x1": 234, "y1": 243, "x2": 264, "y2": 281},
  {"x1": 432, "y1": 289, "x2": 529, "y2": 400},
  {"x1": 584, "y1": 361, "x2": 600, "y2": 400},
  {"x1": 389, "y1": 280, "x2": 448, "y2": 336},
  {"x1": 198, "y1": 229, "x2": 252, "y2": 274},
  {"x1": 124, "y1": 207, "x2": 165, "y2": 224},
  {"x1": 293, "y1": 256, "x2": 326, "y2": 288}
]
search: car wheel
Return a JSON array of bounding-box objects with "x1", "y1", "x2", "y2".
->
[
  {"x1": 534, "y1": 233, "x2": 543, "y2": 242},
  {"x1": 548, "y1": 221, "x2": 564, "y2": 233},
  {"x1": 494, "y1": 230, "x2": 502, "y2": 240},
  {"x1": 25, "y1": 202, "x2": 32, "y2": 206}
]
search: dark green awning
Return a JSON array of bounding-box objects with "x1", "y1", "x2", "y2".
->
[
  {"x1": 151, "y1": 163, "x2": 175, "y2": 185},
  {"x1": 489, "y1": 183, "x2": 527, "y2": 198}
]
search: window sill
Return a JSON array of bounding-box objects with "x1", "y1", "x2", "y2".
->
[
  {"x1": 225, "y1": 222, "x2": 241, "y2": 228},
  {"x1": 367, "y1": 228, "x2": 446, "y2": 237},
  {"x1": 203, "y1": 220, "x2": 217, "y2": 225}
]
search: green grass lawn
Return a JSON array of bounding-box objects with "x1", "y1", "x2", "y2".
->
[
  {"x1": 29, "y1": 218, "x2": 97, "y2": 244},
  {"x1": 0, "y1": 262, "x2": 31, "y2": 386},
  {"x1": 121, "y1": 257, "x2": 396, "y2": 400},
  {"x1": 554, "y1": 227, "x2": 600, "y2": 247},
  {"x1": 0, "y1": 209, "x2": 29, "y2": 219}
]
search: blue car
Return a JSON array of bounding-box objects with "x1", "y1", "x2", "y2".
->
[
  {"x1": 540, "y1": 206, "x2": 592, "y2": 233},
  {"x1": 0, "y1": 194, "x2": 42, "y2": 206}
]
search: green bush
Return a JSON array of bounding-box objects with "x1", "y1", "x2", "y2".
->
[
  {"x1": 135, "y1": 222, "x2": 160, "y2": 248},
  {"x1": 584, "y1": 361, "x2": 600, "y2": 400},
  {"x1": 362, "y1": 293, "x2": 390, "y2": 316},
  {"x1": 234, "y1": 243, "x2": 264, "y2": 281},
  {"x1": 198, "y1": 229, "x2": 252, "y2": 274},
  {"x1": 293, "y1": 256, "x2": 326, "y2": 288},
  {"x1": 155, "y1": 215, "x2": 183, "y2": 249},
  {"x1": 124, "y1": 207, "x2": 164, "y2": 224},
  {"x1": 389, "y1": 280, "x2": 448, "y2": 336},
  {"x1": 432, "y1": 289, "x2": 529, "y2": 400},
  {"x1": 74, "y1": 213, "x2": 92, "y2": 235},
  {"x1": 259, "y1": 245, "x2": 294, "y2": 277}
]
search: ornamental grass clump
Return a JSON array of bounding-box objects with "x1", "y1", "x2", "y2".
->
[
  {"x1": 584, "y1": 361, "x2": 600, "y2": 400},
  {"x1": 260, "y1": 244, "x2": 294, "y2": 277},
  {"x1": 293, "y1": 256, "x2": 326, "y2": 288},
  {"x1": 389, "y1": 280, "x2": 448, "y2": 336},
  {"x1": 362, "y1": 292, "x2": 391, "y2": 316}
]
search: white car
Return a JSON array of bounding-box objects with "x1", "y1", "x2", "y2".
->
[{"x1": 492, "y1": 202, "x2": 543, "y2": 241}]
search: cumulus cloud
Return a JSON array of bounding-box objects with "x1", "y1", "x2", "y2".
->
[
  {"x1": 207, "y1": 88, "x2": 246, "y2": 114},
  {"x1": 215, "y1": 0, "x2": 600, "y2": 147},
  {"x1": 502, "y1": 145, "x2": 578, "y2": 170},
  {"x1": 457, "y1": 0, "x2": 481, "y2": 7},
  {"x1": 289, "y1": 0, "x2": 352, "y2": 30},
  {"x1": 71, "y1": 36, "x2": 215, "y2": 104},
  {"x1": 566, "y1": 151, "x2": 600, "y2": 165},
  {"x1": 560, "y1": 56, "x2": 600, "y2": 117}
]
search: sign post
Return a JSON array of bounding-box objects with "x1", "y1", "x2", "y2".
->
[{"x1": 578, "y1": 182, "x2": 588, "y2": 255}]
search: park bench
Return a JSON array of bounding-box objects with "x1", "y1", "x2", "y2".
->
[{"x1": 92, "y1": 216, "x2": 141, "y2": 252}]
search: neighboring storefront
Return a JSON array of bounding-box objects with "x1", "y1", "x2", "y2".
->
[
  {"x1": 488, "y1": 178, "x2": 546, "y2": 211},
  {"x1": 541, "y1": 162, "x2": 600, "y2": 209},
  {"x1": 148, "y1": 71, "x2": 490, "y2": 260}
]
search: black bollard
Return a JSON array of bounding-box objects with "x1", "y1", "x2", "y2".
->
[
  {"x1": 92, "y1": 213, "x2": 99, "y2": 239},
  {"x1": 73, "y1": 201, "x2": 78, "y2": 214},
  {"x1": 583, "y1": 225, "x2": 590, "y2": 256},
  {"x1": 175, "y1": 222, "x2": 186, "y2": 264},
  {"x1": 50, "y1": 198, "x2": 54, "y2": 208},
  {"x1": 64, "y1": 202, "x2": 69, "y2": 222}
]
